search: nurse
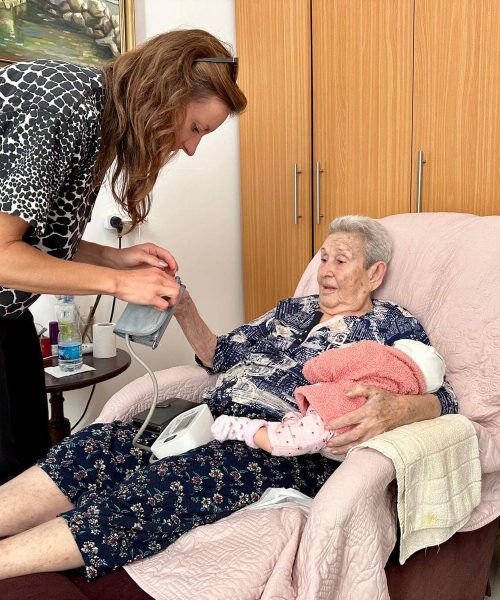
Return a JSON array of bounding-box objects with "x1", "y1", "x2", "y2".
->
[{"x1": 0, "y1": 28, "x2": 247, "y2": 483}]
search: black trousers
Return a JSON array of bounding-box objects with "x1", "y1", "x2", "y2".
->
[{"x1": 0, "y1": 311, "x2": 51, "y2": 484}]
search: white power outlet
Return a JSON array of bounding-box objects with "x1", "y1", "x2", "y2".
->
[{"x1": 104, "y1": 214, "x2": 131, "y2": 231}]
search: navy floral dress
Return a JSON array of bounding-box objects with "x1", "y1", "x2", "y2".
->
[
  {"x1": 40, "y1": 411, "x2": 336, "y2": 580},
  {"x1": 38, "y1": 296, "x2": 457, "y2": 579}
]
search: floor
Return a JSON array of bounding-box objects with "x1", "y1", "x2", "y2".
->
[{"x1": 487, "y1": 533, "x2": 500, "y2": 600}]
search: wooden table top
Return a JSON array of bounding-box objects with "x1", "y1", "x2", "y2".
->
[{"x1": 44, "y1": 348, "x2": 131, "y2": 394}]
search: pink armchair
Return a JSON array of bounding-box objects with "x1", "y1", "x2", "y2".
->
[{"x1": 1, "y1": 212, "x2": 499, "y2": 600}]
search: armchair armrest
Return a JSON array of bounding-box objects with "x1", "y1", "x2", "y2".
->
[
  {"x1": 296, "y1": 448, "x2": 397, "y2": 600},
  {"x1": 94, "y1": 365, "x2": 217, "y2": 424},
  {"x1": 296, "y1": 415, "x2": 487, "y2": 599}
]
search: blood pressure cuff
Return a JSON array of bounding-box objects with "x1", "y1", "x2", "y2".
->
[{"x1": 114, "y1": 280, "x2": 185, "y2": 349}]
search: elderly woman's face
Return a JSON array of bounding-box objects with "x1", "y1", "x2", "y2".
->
[{"x1": 317, "y1": 232, "x2": 375, "y2": 318}]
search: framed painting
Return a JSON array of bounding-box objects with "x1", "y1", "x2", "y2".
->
[{"x1": 0, "y1": 0, "x2": 135, "y2": 68}]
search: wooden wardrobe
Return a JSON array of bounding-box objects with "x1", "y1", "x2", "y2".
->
[{"x1": 236, "y1": 0, "x2": 500, "y2": 321}]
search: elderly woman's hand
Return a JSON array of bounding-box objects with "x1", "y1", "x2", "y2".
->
[
  {"x1": 324, "y1": 384, "x2": 442, "y2": 454},
  {"x1": 171, "y1": 286, "x2": 192, "y2": 317}
]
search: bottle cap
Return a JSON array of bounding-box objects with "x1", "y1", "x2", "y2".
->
[{"x1": 49, "y1": 321, "x2": 59, "y2": 344}]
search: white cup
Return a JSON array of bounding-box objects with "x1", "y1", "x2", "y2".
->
[{"x1": 92, "y1": 323, "x2": 117, "y2": 358}]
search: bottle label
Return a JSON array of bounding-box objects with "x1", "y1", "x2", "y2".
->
[{"x1": 59, "y1": 344, "x2": 82, "y2": 361}]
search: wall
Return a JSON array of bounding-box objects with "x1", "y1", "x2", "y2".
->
[{"x1": 32, "y1": 0, "x2": 243, "y2": 429}]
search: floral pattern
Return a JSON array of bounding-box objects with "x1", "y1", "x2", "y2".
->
[{"x1": 39, "y1": 412, "x2": 337, "y2": 580}]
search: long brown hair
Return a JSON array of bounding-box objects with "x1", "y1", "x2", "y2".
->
[{"x1": 95, "y1": 29, "x2": 247, "y2": 230}]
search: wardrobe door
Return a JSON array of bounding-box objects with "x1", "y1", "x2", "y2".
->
[
  {"x1": 236, "y1": 0, "x2": 312, "y2": 321},
  {"x1": 312, "y1": 0, "x2": 414, "y2": 250},
  {"x1": 412, "y1": 0, "x2": 500, "y2": 215}
]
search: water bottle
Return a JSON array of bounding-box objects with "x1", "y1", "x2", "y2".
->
[{"x1": 56, "y1": 296, "x2": 83, "y2": 372}]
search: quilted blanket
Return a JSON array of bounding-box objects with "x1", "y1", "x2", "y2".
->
[
  {"x1": 125, "y1": 506, "x2": 308, "y2": 600},
  {"x1": 100, "y1": 370, "x2": 498, "y2": 600}
]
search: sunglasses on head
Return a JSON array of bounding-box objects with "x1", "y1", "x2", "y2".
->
[{"x1": 193, "y1": 57, "x2": 239, "y2": 84}]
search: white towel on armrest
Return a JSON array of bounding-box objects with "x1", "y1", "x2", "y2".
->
[{"x1": 350, "y1": 414, "x2": 481, "y2": 563}]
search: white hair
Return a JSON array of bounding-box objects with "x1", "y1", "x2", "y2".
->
[{"x1": 327, "y1": 215, "x2": 392, "y2": 267}]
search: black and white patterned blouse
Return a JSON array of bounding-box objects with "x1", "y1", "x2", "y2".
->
[{"x1": 0, "y1": 60, "x2": 104, "y2": 318}]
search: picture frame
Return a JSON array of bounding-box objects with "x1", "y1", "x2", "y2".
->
[{"x1": 0, "y1": 0, "x2": 135, "y2": 68}]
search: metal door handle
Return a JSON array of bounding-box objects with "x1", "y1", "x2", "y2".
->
[
  {"x1": 416, "y1": 151, "x2": 426, "y2": 213},
  {"x1": 316, "y1": 162, "x2": 324, "y2": 224},
  {"x1": 294, "y1": 164, "x2": 302, "y2": 224}
]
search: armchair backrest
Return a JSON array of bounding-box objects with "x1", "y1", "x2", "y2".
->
[{"x1": 295, "y1": 212, "x2": 500, "y2": 430}]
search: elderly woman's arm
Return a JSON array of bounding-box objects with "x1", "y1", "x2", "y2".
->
[
  {"x1": 174, "y1": 289, "x2": 217, "y2": 368},
  {"x1": 175, "y1": 288, "x2": 278, "y2": 373},
  {"x1": 324, "y1": 386, "x2": 443, "y2": 455}
]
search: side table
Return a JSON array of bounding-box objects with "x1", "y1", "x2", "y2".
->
[{"x1": 44, "y1": 349, "x2": 131, "y2": 444}]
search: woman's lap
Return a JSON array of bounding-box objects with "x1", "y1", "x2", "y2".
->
[
  {"x1": 37, "y1": 422, "x2": 156, "y2": 503},
  {"x1": 37, "y1": 406, "x2": 338, "y2": 580}
]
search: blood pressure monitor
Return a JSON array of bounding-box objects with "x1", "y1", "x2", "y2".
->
[{"x1": 151, "y1": 404, "x2": 215, "y2": 460}]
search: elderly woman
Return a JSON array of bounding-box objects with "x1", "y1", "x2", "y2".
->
[{"x1": 0, "y1": 216, "x2": 456, "y2": 581}]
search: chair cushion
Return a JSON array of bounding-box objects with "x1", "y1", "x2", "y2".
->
[
  {"x1": 68, "y1": 568, "x2": 153, "y2": 600},
  {"x1": 0, "y1": 572, "x2": 88, "y2": 600}
]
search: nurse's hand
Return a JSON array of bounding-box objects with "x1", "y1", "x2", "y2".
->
[
  {"x1": 114, "y1": 267, "x2": 181, "y2": 311},
  {"x1": 107, "y1": 243, "x2": 178, "y2": 275}
]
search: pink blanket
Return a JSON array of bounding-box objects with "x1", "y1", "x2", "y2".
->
[{"x1": 295, "y1": 340, "x2": 425, "y2": 431}]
